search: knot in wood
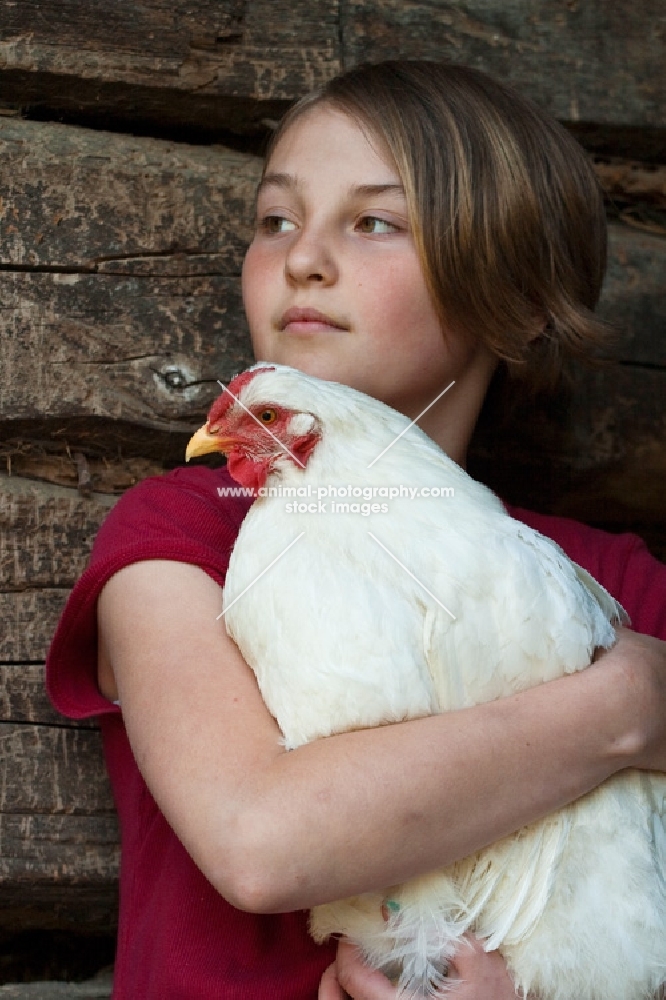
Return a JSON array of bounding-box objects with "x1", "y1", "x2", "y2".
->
[{"x1": 161, "y1": 367, "x2": 189, "y2": 390}]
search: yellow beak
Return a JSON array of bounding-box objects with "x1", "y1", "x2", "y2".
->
[{"x1": 185, "y1": 424, "x2": 235, "y2": 461}]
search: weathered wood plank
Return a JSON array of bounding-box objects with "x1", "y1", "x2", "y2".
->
[
  {"x1": 0, "y1": 447, "x2": 164, "y2": 497},
  {"x1": 0, "y1": 970, "x2": 113, "y2": 999},
  {"x1": 0, "y1": 477, "x2": 115, "y2": 588},
  {"x1": 0, "y1": 823, "x2": 118, "y2": 909},
  {"x1": 0, "y1": 591, "x2": 69, "y2": 663},
  {"x1": 598, "y1": 227, "x2": 666, "y2": 366},
  {"x1": 0, "y1": 664, "x2": 95, "y2": 728},
  {"x1": 0, "y1": 811, "x2": 118, "y2": 888},
  {"x1": 2, "y1": 1, "x2": 665, "y2": 133},
  {"x1": 0, "y1": 718, "x2": 119, "y2": 930},
  {"x1": 340, "y1": 1, "x2": 666, "y2": 128},
  {"x1": 0, "y1": 723, "x2": 115, "y2": 813},
  {"x1": 0, "y1": 271, "x2": 251, "y2": 427},
  {"x1": 0, "y1": 0, "x2": 339, "y2": 131},
  {"x1": 1, "y1": 662, "x2": 63, "y2": 723},
  {"x1": 594, "y1": 158, "x2": 666, "y2": 210},
  {"x1": 0, "y1": 119, "x2": 262, "y2": 269},
  {"x1": 470, "y1": 365, "x2": 666, "y2": 560}
]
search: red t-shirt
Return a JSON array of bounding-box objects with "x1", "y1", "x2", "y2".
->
[{"x1": 46, "y1": 464, "x2": 666, "y2": 999}]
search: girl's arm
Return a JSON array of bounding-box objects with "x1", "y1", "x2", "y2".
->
[{"x1": 98, "y1": 558, "x2": 666, "y2": 914}]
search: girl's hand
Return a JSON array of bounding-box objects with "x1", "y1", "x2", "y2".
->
[
  {"x1": 318, "y1": 942, "x2": 394, "y2": 1000},
  {"x1": 318, "y1": 937, "x2": 517, "y2": 999},
  {"x1": 446, "y1": 935, "x2": 518, "y2": 998}
]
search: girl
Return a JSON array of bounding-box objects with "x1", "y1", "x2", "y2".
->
[{"x1": 46, "y1": 61, "x2": 666, "y2": 1000}]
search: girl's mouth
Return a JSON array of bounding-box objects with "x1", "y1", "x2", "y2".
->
[{"x1": 280, "y1": 307, "x2": 349, "y2": 333}]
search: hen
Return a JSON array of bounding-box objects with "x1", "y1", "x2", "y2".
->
[{"x1": 186, "y1": 362, "x2": 666, "y2": 1000}]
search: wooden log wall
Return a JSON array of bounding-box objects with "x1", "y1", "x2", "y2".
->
[{"x1": 0, "y1": 0, "x2": 664, "y2": 982}]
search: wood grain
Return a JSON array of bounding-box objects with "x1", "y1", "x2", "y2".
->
[
  {"x1": 0, "y1": 663, "x2": 96, "y2": 729},
  {"x1": 0, "y1": 477, "x2": 116, "y2": 588},
  {"x1": 340, "y1": 1, "x2": 666, "y2": 128},
  {"x1": 0, "y1": 719, "x2": 119, "y2": 931},
  {"x1": 0, "y1": 591, "x2": 70, "y2": 663},
  {"x1": 0, "y1": 447, "x2": 167, "y2": 496},
  {"x1": 470, "y1": 364, "x2": 666, "y2": 558},
  {"x1": 599, "y1": 227, "x2": 666, "y2": 365},
  {"x1": 2, "y1": 2, "x2": 665, "y2": 132},
  {"x1": 0, "y1": 878, "x2": 118, "y2": 934},
  {"x1": 0, "y1": 270, "x2": 251, "y2": 427},
  {"x1": 0, "y1": 969, "x2": 113, "y2": 999},
  {"x1": 0, "y1": 810, "x2": 118, "y2": 888},
  {"x1": 594, "y1": 158, "x2": 666, "y2": 209},
  {"x1": 0, "y1": 0, "x2": 340, "y2": 132},
  {"x1": 0, "y1": 723, "x2": 114, "y2": 813},
  {"x1": 0, "y1": 118, "x2": 262, "y2": 269},
  {"x1": 0, "y1": 120, "x2": 258, "y2": 434}
]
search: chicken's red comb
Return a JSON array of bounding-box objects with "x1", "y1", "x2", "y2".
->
[{"x1": 208, "y1": 366, "x2": 276, "y2": 425}]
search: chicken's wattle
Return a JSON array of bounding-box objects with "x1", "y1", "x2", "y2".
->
[{"x1": 226, "y1": 449, "x2": 273, "y2": 494}]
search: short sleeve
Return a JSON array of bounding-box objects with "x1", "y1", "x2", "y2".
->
[
  {"x1": 507, "y1": 505, "x2": 666, "y2": 641},
  {"x1": 46, "y1": 465, "x2": 254, "y2": 719},
  {"x1": 594, "y1": 532, "x2": 666, "y2": 641}
]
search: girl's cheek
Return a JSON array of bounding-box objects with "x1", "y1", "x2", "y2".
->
[
  {"x1": 242, "y1": 246, "x2": 271, "y2": 305},
  {"x1": 245, "y1": 242, "x2": 282, "y2": 289},
  {"x1": 242, "y1": 241, "x2": 262, "y2": 277}
]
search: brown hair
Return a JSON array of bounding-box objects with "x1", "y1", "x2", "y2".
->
[{"x1": 264, "y1": 60, "x2": 612, "y2": 385}]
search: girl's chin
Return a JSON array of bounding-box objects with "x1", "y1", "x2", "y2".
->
[
  {"x1": 251, "y1": 345, "x2": 394, "y2": 400},
  {"x1": 253, "y1": 351, "x2": 349, "y2": 385}
]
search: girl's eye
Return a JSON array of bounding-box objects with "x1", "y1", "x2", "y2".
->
[
  {"x1": 259, "y1": 215, "x2": 297, "y2": 235},
  {"x1": 259, "y1": 408, "x2": 278, "y2": 424},
  {"x1": 356, "y1": 216, "x2": 400, "y2": 235}
]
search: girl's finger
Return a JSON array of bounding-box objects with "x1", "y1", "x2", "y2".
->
[
  {"x1": 335, "y1": 940, "x2": 399, "y2": 1000},
  {"x1": 447, "y1": 935, "x2": 517, "y2": 999},
  {"x1": 319, "y1": 961, "x2": 347, "y2": 1000}
]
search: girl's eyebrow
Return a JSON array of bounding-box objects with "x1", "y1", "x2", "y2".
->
[
  {"x1": 352, "y1": 183, "x2": 405, "y2": 198},
  {"x1": 257, "y1": 172, "x2": 296, "y2": 194},
  {"x1": 257, "y1": 172, "x2": 405, "y2": 198}
]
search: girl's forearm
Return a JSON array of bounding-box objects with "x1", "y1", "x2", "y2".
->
[
  {"x1": 105, "y1": 565, "x2": 663, "y2": 915},
  {"x1": 229, "y1": 646, "x2": 641, "y2": 912}
]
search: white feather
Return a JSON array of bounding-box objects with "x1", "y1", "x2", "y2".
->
[{"x1": 222, "y1": 363, "x2": 666, "y2": 1000}]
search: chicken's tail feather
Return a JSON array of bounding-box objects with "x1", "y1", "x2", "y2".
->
[
  {"x1": 311, "y1": 885, "x2": 469, "y2": 996},
  {"x1": 378, "y1": 879, "x2": 470, "y2": 998},
  {"x1": 571, "y1": 561, "x2": 629, "y2": 630},
  {"x1": 312, "y1": 817, "x2": 569, "y2": 997},
  {"x1": 455, "y1": 813, "x2": 571, "y2": 953}
]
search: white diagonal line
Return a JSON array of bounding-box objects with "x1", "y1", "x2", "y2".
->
[
  {"x1": 216, "y1": 531, "x2": 305, "y2": 620},
  {"x1": 217, "y1": 379, "x2": 305, "y2": 469},
  {"x1": 367, "y1": 532, "x2": 456, "y2": 620},
  {"x1": 367, "y1": 381, "x2": 455, "y2": 468}
]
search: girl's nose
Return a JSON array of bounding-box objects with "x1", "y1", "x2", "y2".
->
[{"x1": 284, "y1": 229, "x2": 338, "y2": 287}]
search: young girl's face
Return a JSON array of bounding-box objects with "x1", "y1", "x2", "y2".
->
[{"x1": 242, "y1": 104, "x2": 492, "y2": 422}]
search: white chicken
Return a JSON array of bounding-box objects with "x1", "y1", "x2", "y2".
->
[{"x1": 186, "y1": 362, "x2": 666, "y2": 1000}]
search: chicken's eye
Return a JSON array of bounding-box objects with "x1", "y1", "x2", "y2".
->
[{"x1": 259, "y1": 408, "x2": 278, "y2": 424}]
